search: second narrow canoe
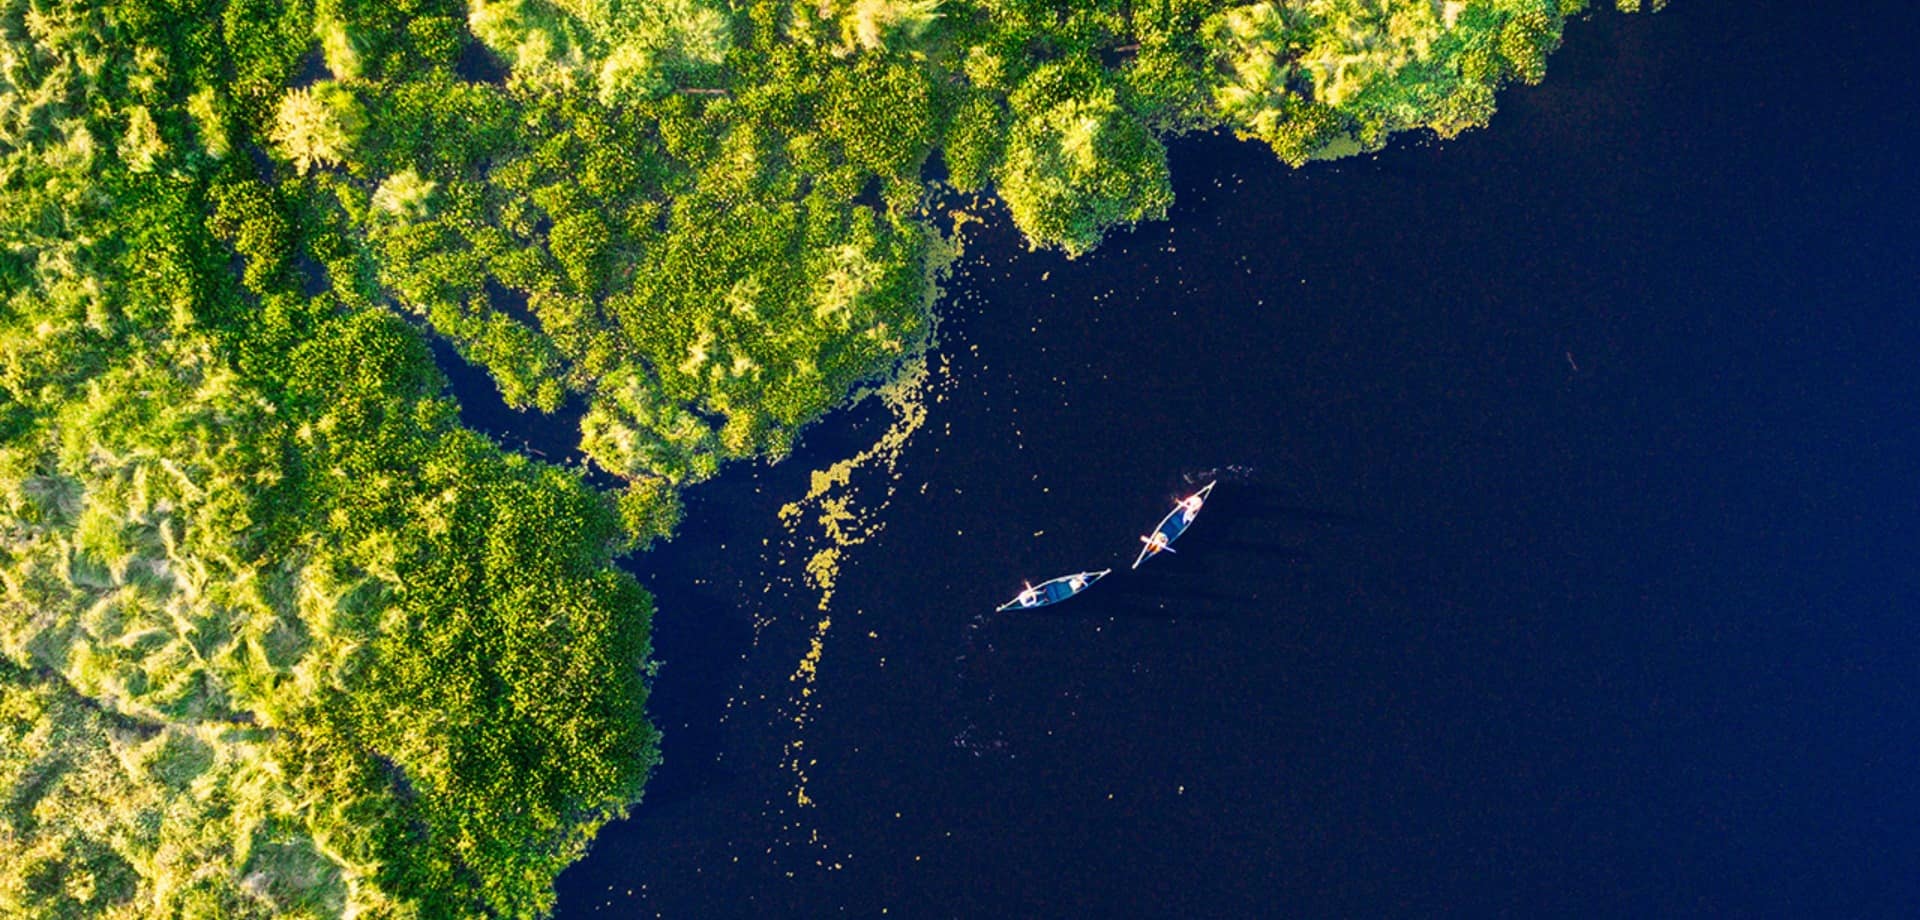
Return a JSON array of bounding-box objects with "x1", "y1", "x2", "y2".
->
[
  {"x1": 1132, "y1": 481, "x2": 1217, "y2": 569},
  {"x1": 996, "y1": 569, "x2": 1111, "y2": 612}
]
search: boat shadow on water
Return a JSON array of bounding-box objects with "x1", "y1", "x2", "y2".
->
[
  {"x1": 1014, "y1": 601, "x2": 1238, "y2": 622},
  {"x1": 1212, "y1": 483, "x2": 1372, "y2": 530},
  {"x1": 1022, "y1": 577, "x2": 1253, "y2": 620},
  {"x1": 1201, "y1": 539, "x2": 1311, "y2": 562}
]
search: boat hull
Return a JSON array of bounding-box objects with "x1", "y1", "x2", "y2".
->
[
  {"x1": 997, "y1": 569, "x2": 1111, "y2": 612},
  {"x1": 1132, "y1": 481, "x2": 1217, "y2": 569}
]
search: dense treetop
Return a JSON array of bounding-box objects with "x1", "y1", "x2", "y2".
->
[{"x1": 1, "y1": 0, "x2": 1651, "y2": 915}]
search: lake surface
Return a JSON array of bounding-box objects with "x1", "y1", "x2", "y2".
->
[{"x1": 456, "y1": 2, "x2": 1920, "y2": 915}]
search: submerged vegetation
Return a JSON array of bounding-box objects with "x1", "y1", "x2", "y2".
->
[{"x1": 2, "y1": 0, "x2": 1653, "y2": 914}]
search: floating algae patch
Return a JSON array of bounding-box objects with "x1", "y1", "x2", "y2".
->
[
  {"x1": 717, "y1": 208, "x2": 972, "y2": 866},
  {"x1": 770, "y1": 354, "x2": 939, "y2": 827}
]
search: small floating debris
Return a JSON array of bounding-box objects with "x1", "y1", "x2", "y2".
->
[
  {"x1": 1132, "y1": 481, "x2": 1217, "y2": 570},
  {"x1": 996, "y1": 569, "x2": 1110, "y2": 612}
]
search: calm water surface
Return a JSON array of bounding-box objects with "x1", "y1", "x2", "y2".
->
[{"x1": 450, "y1": 2, "x2": 1920, "y2": 915}]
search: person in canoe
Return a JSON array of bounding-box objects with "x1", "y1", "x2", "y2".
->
[
  {"x1": 997, "y1": 570, "x2": 1111, "y2": 612},
  {"x1": 1132, "y1": 481, "x2": 1217, "y2": 569}
]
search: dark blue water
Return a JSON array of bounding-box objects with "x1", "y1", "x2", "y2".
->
[{"x1": 501, "y1": 2, "x2": 1920, "y2": 915}]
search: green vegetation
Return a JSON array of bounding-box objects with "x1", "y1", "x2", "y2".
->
[{"x1": 1, "y1": 0, "x2": 1652, "y2": 915}]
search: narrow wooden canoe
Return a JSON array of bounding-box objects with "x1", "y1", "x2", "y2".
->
[
  {"x1": 996, "y1": 569, "x2": 1111, "y2": 612},
  {"x1": 1132, "y1": 481, "x2": 1217, "y2": 569}
]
